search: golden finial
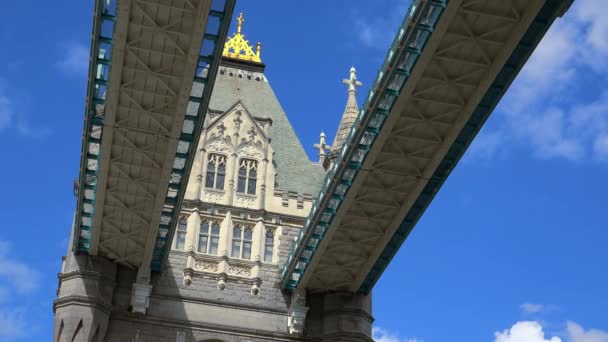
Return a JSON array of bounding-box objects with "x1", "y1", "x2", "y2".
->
[
  {"x1": 237, "y1": 12, "x2": 244, "y2": 34},
  {"x1": 222, "y1": 12, "x2": 262, "y2": 63}
]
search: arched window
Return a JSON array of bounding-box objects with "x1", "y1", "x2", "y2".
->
[
  {"x1": 264, "y1": 228, "x2": 275, "y2": 263},
  {"x1": 237, "y1": 159, "x2": 257, "y2": 195},
  {"x1": 175, "y1": 218, "x2": 187, "y2": 250},
  {"x1": 231, "y1": 224, "x2": 253, "y2": 259},
  {"x1": 198, "y1": 220, "x2": 220, "y2": 255},
  {"x1": 205, "y1": 154, "x2": 227, "y2": 190}
]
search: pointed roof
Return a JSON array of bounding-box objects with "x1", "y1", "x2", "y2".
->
[
  {"x1": 330, "y1": 67, "x2": 362, "y2": 153},
  {"x1": 207, "y1": 67, "x2": 326, "y2": 196}
]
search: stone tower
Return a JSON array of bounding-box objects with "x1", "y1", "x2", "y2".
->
[{"x1": 54, "y1": 13, "x2": 373, "y2": 342}]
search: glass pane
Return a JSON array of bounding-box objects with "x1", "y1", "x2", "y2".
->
[
  {"x1": 247, "y1": 178, "x2": 256, "y2": 194},
  {"x1": 242, "y1": 242, "x2": 251, "y2": 260},
  {"x1": 233, "y1": 226, "x2": 242, "y2": 237},
  {"x1": 231, "y1": 241, "x2": 241, "y2": 257},
  {"x1": 265, "y1": 234, "x2": 273, "y2": 244},
  {"x1": 205, "y1": 172, "x2": 215, "y2": 188},
  {"x1": 216, "y1": 174, "x2": 225, "y2": 190},
  {"x1": 237, "y1": 177, "x2": 246, "y2": 193},
  {"x1": 211, "y1": 223, "x2": 220, "y2": 236},
  {"x1": 209, "y1": 237, "x2": 219, "y2": 255},
  {"x1": 239, "y1": 166, "x2": 247, "y2": 176},
  {"x1": 264, "y1": 245, "x2": 273, "y2": 262},
  {"x1": 178, "y1": 221, "x2": 187, "y2": 231},
  {"x1": 198, "y1": 235, "x2": 208, "y2": 253},
  {"x1": 250, "y1": 169, "x2": 257, "y2": 178},
  {"x1": 176, "y1": 232, "x2": 186, "y2": 250},
  {"x1": 201, "y1": 221, "x2": 209, "y2": 233},
  {"x1": 244, "y1": 228, "x2": 252, "y2": 240}
]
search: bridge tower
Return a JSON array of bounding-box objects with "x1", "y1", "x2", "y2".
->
[{"x1": 55, "y1": 11, "x2": 372, "y2": 342}]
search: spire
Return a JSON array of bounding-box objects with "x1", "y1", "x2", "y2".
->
[
  {"x1": 330, "y1": 66, "x2": 362, "y2": 154},
  {"x1": 222, "y1": 12, "x2": 262, "y2": 63}
]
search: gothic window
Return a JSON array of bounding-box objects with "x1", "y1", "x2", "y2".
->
[
  {"x1": 205, "y1": 154, "x2": 227, "y2": 190},
  {"x1": 264, "y1": 228, "x2": 275, "y2": 263},
  {"x1": 198, "y1": 220, "x2": 220, "y2": 255},
  {"x1": 231, "y1": 224, "x2": 253, "y2": 259},
  {"x1": 175, "y1": 218, "x2": 187, "y2": 250},
  {"x1": 237, "y1": 159, "x2": 258, "y2": 195}
]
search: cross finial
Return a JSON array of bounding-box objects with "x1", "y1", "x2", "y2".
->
[
  {"x1": 217, "y1": 122, "x2": 226, "y2": 136},
  {"x1": 237, "y1": 12, "x2": 244, "y2": 34},
  {"x1": 247, "y1": 126, "x2": 257, "y2": 141},
  {"x1": 342, "y1": 66, "x2": 363, "y2": 93},
  {"x1": 313, "y1": 131, "x2": 328, "y2": 165}
]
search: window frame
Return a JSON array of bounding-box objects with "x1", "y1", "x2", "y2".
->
[
  {"x1": 264, "y1": 228, "x2": 275, "y2": 263},
  {"x1": 236, "y1": 158, "x2": 258, "y2": 195},
  {"x1": 197, "y1": 219, "x2": 221, "y2": 255},
  {"x1": 205, "y1": 153, "x2": 227, "y2": 190},
  {"x1": 174, "y1": 217, "x2": 188, "y2": 250},
  {"x1": 231, "y1": 223, "x2": 253, "y2": 260}
]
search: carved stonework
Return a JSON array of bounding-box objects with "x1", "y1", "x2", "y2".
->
[
  {"x1": 202, "y1": 189, "x2": 225, "y2": 203},
  {"x1": 228, "y1": 265, "x2": 251, "y2": 277},
  {"x1": 194, "y1": 261, "x2": 219, "y2": 273},
  {"x1": 206, "y1": 138, "x2": 231, "y2": 153},
  {"x1": 235, "y1": 194, "x2": 255, "y2": 208},
  {"x1": 238, "y1": 143, "x2": 263, "y2": 159}
]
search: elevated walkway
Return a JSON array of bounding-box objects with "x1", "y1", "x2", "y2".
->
[
  {"x1": 281, "y1": 0, "x2": 574, "y2": 294},
  {"x1": 71, "y1": 0, "x2": 235, "y2": 312}
]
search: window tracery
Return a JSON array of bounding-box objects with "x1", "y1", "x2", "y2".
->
[
  {"x1": 231, "y1": 224, "x2": 253, "y2": 260},
  {"x1": 205, "y1": 154, "x2": 227, "y2": 190},
  {"x1": 175, "y1": 218, "x2": 187, "y2": 250},
  {"x1": 264, "y1": 228, "x2": 275, "y2": 263},
  {"x1": 237, "y1": 159, "x2": 257, "y2": 195},
  {"x1": 198, "y1": 220, "x2": 220, "y2": 255}
]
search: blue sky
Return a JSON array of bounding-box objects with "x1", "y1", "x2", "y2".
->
[{"x1": 0, "y1": 0, "x2": 606, "y2": 341}]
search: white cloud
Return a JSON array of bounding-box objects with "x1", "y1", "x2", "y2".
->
[
  {"x1": 466, "y1": 1, "x2": 608, "y2": 162},
  {"x1": 567, "y1": 322, "x2": 608, "y2": 342},
  {"x1": 353, "y1": 0, "x2": 410, "y2": 49},
  {"x1": 0, "y1": 240, "x2": 41, "y2": 294},
  {"x1": 56, "y1": 42, "x2": 89, "y2": 76},
  {"x1": 495, "y1": 321, "x2": 608, "y2": 342},
  {"x1": 373, "y1": 326, "x2": 423, "y2": 342},
  {"x1": 0, "y1": 308, "x2": 27, "y2": 339},
  {"x1": 16, "y1": 120, "x2": 52, "y2": 138},
  {"x1": 0, "y1": 80, "x2": 52, "y2": 138},
  {"x1": 0, "y1": 241, "x2": 40, "y2": 340},
  {"x1": 521, "y1": 303, "x2": 546, "y2": 314},
  {"x1": 495, "y1": 321, "x2": 562, "y2": 342},
  {"x1": 0, "y1": 93, "x2": 14, "y2": 131}
]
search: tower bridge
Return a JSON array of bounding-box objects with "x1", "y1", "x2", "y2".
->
[{"x1": 55, "y1": 0, "x2": 574, "y2": 341}]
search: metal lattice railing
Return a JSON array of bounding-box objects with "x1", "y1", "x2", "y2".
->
[{"x1": 73, "y1": 0, "x2": 117, "y2": 253}]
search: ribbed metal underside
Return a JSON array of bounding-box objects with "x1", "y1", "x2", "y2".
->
[
  {"x1": 281, "y1": 0, "x2": 571, "y2": 293},
  {"x1": 74, "y1": 0, "x2": 234, "y2": 271}
]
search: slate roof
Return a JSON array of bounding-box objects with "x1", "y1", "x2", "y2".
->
[{"x1": 206, "y1": 63, "x2": 326, "y2": 197}]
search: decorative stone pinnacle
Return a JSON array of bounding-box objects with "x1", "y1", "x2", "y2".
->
[
  {"x1": 314, "y1": 131, "x2": 328, "y2": 164},
  {"x1": 343, "y1": 66, "x2": 362, "y2": 93}
]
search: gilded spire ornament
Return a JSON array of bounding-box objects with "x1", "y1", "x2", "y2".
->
[{"x1": 222, "y1": 12, "x2": 262, "y2": 63}]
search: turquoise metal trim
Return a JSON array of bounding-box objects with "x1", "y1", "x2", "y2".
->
[
  {"x1": 358, "y1": 0, "x2": 575, "y2": 294},
  {"x1": 73, "y1": 0, "x2": 117, "y2": 253},
  {"x1": 150, "y1": 0, "x2": 237, "y2": 272},
  {"x1": 280, "y1": 0, "x2": 448, "y2": 290}
]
